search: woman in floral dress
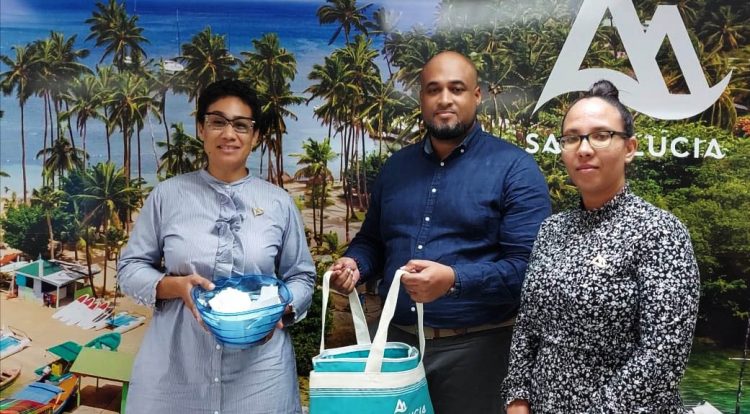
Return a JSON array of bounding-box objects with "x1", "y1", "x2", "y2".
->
[{"x1": 503, "y1": 80, "x2": 700, "y2": 413}]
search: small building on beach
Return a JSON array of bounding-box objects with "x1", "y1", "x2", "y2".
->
[{"x1": 12, "y1": 258, "x2": 100, "y2": 308}]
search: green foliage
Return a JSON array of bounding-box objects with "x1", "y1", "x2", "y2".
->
[
  {"x1": 1, "y1": 203, "x2": 49, "y2": 258},
  {"x1": 344, "y1": 151, "x2": 388, "y2": 195},
  {"x1": 634, "y1": 122, "x2": 749, "y2": 344},
  {"x1": 680, "y1": 339, "x2": 747, "y2": 412},
  {"x1": 289, "y1": 268, "x2": 329, "y2": 376}
]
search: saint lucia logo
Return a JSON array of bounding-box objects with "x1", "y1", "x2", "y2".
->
[
  {"x1": 534, "y1": 0, "x2": 731, "y2": 120},
  {"x1": 394, "y1": 399, "x2": 407, "y2": 413}
]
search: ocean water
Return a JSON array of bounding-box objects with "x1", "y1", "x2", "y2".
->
[{"x1": 0, "y1": 0, "x2": 440, "y2": 195}]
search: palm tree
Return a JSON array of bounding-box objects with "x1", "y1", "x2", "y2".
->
[
  {"x1": 157, "y1": 122, "x2": 205, "y2": 178},
  {"x1": 86, "y1": 0, "x2": 148, "y2": 71},
  {"x1": 29, "y1": 38, "x2": 57, "y2": 167},
  {"x1": 240, "y1": 33, "x2": 303, "y2": 187},
  {"x1": 80, "y1": 225, "x2": 99, "y2": 298},
  {"x1": 306, "y1": 54, "x2": 357, "y2": 177},
  {"x1": 47, "y1": 31, "x2": 91, "y2": 148},
  {"x1": 362, "y1": 76, "x2": 400, "y2": 156},
  {"x1": 0, "y1": 45, "x2": 39, "y2": 203},
  {"x1": 36, "y1": 136, "x2": 87, "y2": 189},
  {"x1": 292, "y1": 137, "x2": 337, "y2": 244},
  {"x1": 95, "y1": 65, "x2": 117, "y2": 161},
  {"x1": 105, "y1": 71, "x2": 151, "y2": 186},
  {"x1": 700, "y1": 5, "x2": 747, "y2": 54},
  {"x1": 31, "y1": 186, "x2": 66, "y2": 259},
  {"x1": 317, "y1": 0, "x2": 373, "y2": 45},
  {"x1": 177, "y1": 27, "x2": 237, "y2": 105},
  {"x1": 337, "y1": 35, "x2": 380, "y2": 210},
  {"x1": 149, "y1": 59, "x2": 181, "y2": 146},
  {"x1": 61, "y1": 74, "x2": 104, "y2": 164},
  {"x1": 76, "y1": 162, "x2": 142, "y2": 293}
]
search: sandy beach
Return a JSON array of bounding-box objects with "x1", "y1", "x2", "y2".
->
[{"x1": 0, "y1": 180, "x2": 362, "y2": 412}]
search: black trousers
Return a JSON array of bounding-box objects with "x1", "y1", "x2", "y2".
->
[{"x1": 385, "y1": 324, "x2": 513, "y2": 414}]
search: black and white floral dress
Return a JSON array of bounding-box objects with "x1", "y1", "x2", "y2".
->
[{"x1": 502, "y1": 185, "x2": 700, "y2": 413}]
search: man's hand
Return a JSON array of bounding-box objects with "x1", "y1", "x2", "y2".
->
[
  {"x1": 328, "y1": 257, "x2": 360, "y2": 294},
  {"x1": 506, "y1": 399, "x2": 530, "y2": 414},
  {"x1": 400, "y1": 259, "x2": 455, "y2": 303},
  {"x1": 156, "y1": 274, "x2": 214, "y2": 324}
]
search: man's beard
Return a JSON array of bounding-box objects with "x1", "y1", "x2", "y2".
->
[{"x1": 424, "y1": 119, "x2": 472, "y2": 141}]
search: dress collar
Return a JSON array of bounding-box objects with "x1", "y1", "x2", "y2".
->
[
  {"x1": 199, "y1": 168, "x2": 253, "y2": 190},
  {"x1": 575, "y1": 183, "x2": 634, "y2": 226}
]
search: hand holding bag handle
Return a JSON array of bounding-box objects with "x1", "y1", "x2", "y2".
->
[
  {"x1": 320, "y1": 271, "x2": 370, "y2": 353},
  {"x1": 365, "y1": 269, "x2": 426, "y2": 373}
]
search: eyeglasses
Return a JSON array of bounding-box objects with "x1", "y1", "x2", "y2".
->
[
  {"x1": 204, "y1": 112, "x2": 255, "y2": 134},
  {"x1": 558, "y1": 131, "x2": 629, "y2": 151}
]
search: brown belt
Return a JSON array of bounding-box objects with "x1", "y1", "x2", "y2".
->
[{"x1": 393, "y1": 321, "x2": 515, "y2": 340}]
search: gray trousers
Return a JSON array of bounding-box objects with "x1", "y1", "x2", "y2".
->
[{"x1": 384, "y1": 324, "x2": 513, "y2": 414}]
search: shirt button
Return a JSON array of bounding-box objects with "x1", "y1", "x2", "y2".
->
[
  {"x1": 431, "y1": 188, "x2": 436, "y2": 193},
  {"x1": 440, "y1": 162, "x2": 445, "y2": 167},
  {"x1": 424, "y1": 217, "x2": 430, "y2": 222},
  {"x1": 216, "y1": 344, "x2": 221, "y2": 350},
  {"x1": 411, "y1": 306, "x2": 416, "y2": 312},
  {"x1": 460, "y1": 148, "x2": 465, "y2": 153},
  {"x1": 417, "y1": 245, "x2": 423, "y2": 250},
  {"x1": 214, "y1": 411, "x2": 219, "y2": 414},
  {"x1": 214, "y1": 377, "x2": 219, "y2": 383}
]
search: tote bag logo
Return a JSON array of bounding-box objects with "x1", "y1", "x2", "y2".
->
[{"x1": 534, "y1": 0, "x2": 731, "y2": 120}]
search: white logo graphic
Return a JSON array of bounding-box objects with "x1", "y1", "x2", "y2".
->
[
  {"x1": 394, "y1": 399, "x2": 407, "y2": 413},
  {"x1": 535, "y1": 0, "x2": 731, "y2": 120}
]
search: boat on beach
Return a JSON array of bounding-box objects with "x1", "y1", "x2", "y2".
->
[
  {"x1": 33, "y1": 333, "x2": 121, "y2": 384},
  {"x1": 0, "y1": 364, "x2": 20, "y2": 391},
  {"x1": 0, "y1": 373, "x2": 78, "y2": 414},
  {"x1": 0, "y1": 326, "x2": 31, "y2": 360},
  {"x1": 108, "y1": 312, "x2": 146, "y2": 334}
]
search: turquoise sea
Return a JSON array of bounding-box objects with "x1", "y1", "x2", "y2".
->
[{"x1": 0, "y1": 0, "x2": 438, "y2": 195}]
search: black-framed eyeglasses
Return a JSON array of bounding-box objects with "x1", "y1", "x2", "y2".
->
[
  {"x1": 558, "y1": 131, "x2": 630, "y2": 151},
  {"x1": 204, "y1": 112, "x2": 256, "y2": 134}
]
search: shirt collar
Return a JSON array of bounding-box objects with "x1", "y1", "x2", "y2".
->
[{"x1": 422, "y1": 122, "x2": 481, "y2": 157}]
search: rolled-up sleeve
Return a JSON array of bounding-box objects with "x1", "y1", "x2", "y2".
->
[{"x1": 117, "y1": 189, "x2": 166, "y2": 307}]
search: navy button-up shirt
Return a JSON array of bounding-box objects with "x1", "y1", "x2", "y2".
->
[{"x1": 346, "y1": 124, "x2": 551, "y2": 328}]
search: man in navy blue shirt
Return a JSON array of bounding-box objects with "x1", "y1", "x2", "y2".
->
[{"x1": 329, "y1": 51, "x2": 551, "y2": 413}]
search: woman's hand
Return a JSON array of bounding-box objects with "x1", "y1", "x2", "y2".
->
[
  {"x1": 262, "y1": 304, "x2": 294, "y2": 344},
  {"x1": 506, "y1": 399, "x2": 531, "y2": 414},
  {"x1": 156, "y1": 274, "x2": 214, "y2": 324}
]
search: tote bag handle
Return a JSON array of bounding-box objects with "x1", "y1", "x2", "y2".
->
[
  {"x1": 320, "y1": 271, "x2": 371, "y2": 353},
  {"x1": 365, "y1": 269, "x2": 426, "y2": 373}
]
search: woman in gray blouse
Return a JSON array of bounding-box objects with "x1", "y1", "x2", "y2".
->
[
  {"x1": 118, "y1": 79, "x2": 316, "y2": 414},
  {"x1": 503, "y1": 80, "x2": 700, "y2": 413}
]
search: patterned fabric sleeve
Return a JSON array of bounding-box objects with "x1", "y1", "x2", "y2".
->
[
  {"x1": 586, "y1": 215, "x2": 700, "y2": 413},
  {"x1": 501, "y1": 219, "x2": 549, "y2": 405}
]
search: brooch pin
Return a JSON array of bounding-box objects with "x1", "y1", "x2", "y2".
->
[
  {"x1": 590, "y1": 254, "x2": 608, "y2": 269},
  {"x1": 252, "y1": 207, "x2": 264, "y2": 216}
]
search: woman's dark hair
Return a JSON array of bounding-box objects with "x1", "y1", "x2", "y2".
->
[
  {"x1": 196, "y1": 79, "x2": 264, "y2": 131},
  {"x1": 562, "y1": 80, "x2": 634, "y2": 137}
]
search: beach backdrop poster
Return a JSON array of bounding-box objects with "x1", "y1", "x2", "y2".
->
[{"x1": 1, "y1": 0, "x2": 748, "y2": 411}]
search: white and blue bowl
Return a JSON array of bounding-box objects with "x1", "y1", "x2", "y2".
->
[{"x1": 192, "y1": 274, "x2": 292, "y2": 348}]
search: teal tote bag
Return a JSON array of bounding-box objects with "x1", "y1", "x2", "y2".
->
[{"x1": 310, "y1": 270, "x2": 434, "y2": 414}]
